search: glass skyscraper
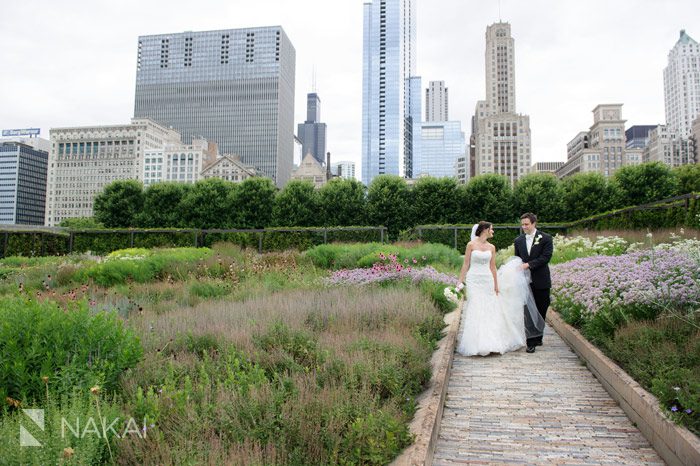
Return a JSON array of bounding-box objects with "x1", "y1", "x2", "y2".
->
[
  {"x1": 415, "y1": 121, "x2": 465, "y2": 179},
  {"x1": 362, "y1": 0, "x2": 421, "y2": 185},
  {"x1": 134, "y1": 27, "x2": 295, "y2": 186}
]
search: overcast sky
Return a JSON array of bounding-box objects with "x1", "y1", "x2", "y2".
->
[{"x1": 1, "y1": 0, "x2": 698, "y2": 172}]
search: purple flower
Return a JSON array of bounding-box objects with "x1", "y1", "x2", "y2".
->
[
  {"x1": 685, "y1": 409, "x2": 693, "y2": 414},
  {"x1": 671, "y1": 406, "x2": 679, "y2": 412}
]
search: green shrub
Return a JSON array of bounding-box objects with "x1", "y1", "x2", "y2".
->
[
  {"x1": 188, "y1": 280, "x2": 231, "y2": 299},
  {"x1": 0, "y1": 296, "x2": 142, "y2": 404},
  {"x1": 339, "y1": 410, "x2": 413, "y2": 465}
]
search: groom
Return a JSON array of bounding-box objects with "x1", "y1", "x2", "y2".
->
[{"x1": 514, "y1": 213, "x2": 553, "y2": 353}]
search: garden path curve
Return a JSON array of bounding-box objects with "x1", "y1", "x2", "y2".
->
[{"x1": 433, "y1": 327, "x2": 664, "y2": 465}]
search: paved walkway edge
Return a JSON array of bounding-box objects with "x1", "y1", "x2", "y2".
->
[
  {"x1": 549, "y1": 310, "x2": 700, "y2": 466},
  {"x1": 391, "y1": 303, "x2": 462, "y2": 466}
]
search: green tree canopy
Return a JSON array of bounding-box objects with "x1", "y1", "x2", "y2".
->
[
  {"x1": 93, "y1": 179, "x2": 144, "y2": 228},
  {"x1": 558, "y1": 172, "x2": 618, "y2": 221},
  {"x1": 139, "y1": 182, "x2": 192, "y2": 228},
  {"x1": 229, "y1": 177, "x2": 277, "y2": 228},
  {"x1": 318, "y1": 178, "x2": 367, "y2": 226},
  {"x1": 512, "y1": 173, "x2": 562, "y2": 222},
  {"x1": 272, "y1": 180, "x2": 320, "y2": 227},
  {"x1": 612, "y1": 161, "x2": 679, "y2": 207},
  {"x1": 412, "y1": 177, "x2": 460, "y2": 225},
  {"x1": 458, "y1": 174, "x2": 514, "y2": 224},
  {"x1": 366, "y1": 175, "x2": 412, "y2": 238},
  {"x1": 179, "y1": 178, "x2": 236, "y2": 228},
  {"x1": 673, "y1": 163, "x2": 700, "y2": 195}
]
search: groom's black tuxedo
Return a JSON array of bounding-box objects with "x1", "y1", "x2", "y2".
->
[
  {"x1": 514, "y1": 230, "x2": 553, "y2": 289},
  {"x1": 514, "y1": 230, "x2": 553, "y2": 347}
]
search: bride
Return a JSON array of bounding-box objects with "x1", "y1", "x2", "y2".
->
[{"x1": 456, "y1": 221, "x2": 545, "y2": 356}]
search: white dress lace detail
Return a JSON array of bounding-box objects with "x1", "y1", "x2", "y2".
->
[{"x1": 456, "y1": 250, "x2": 526, "y2": 356}]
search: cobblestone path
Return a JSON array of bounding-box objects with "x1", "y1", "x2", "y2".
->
[{"x1": 433, "y1": 328, "x2": 664, "y2": 465}]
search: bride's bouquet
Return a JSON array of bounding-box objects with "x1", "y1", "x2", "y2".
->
[{"x1": 443, "y1": 283, "x2": 465, "y2": 305}]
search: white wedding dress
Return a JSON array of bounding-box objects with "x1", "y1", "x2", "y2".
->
[{"x1": 456, "y1": 250, "x2": 526, "y2": 356}]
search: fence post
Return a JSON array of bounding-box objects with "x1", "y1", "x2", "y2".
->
[
  {"x1": 3, "y1": 232, "x2": 8, "y2": 258},
  {"x1": 40, "y1": 233, "x2": 45, "y2": 256},
  {"x1": 418, "y1": 228, "x2": 422, "y2": 240},
  {"x1": 193, "y1": 231, "x2": 198, "y2": 248},
  {"x1": 258, "y1": 232, "x2": 263, "y2": 253},
  {"x1": 68, "y1": 232, "x2": 74, "y2": 254},
  {"x1": 129, "y1": 230, "x2": 135, "y2": 248},
  {"x1": 380, "y1": 228, "x2": 385, "y2": 244},
  {"x1": 323, "y1": 228, "x2": 328, "y2": 244},
  {"x1": 454, "y1": 228, "x2": 458, "y2": 250}
]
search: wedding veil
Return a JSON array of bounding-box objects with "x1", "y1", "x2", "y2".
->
[
  {"x1": 470, "y1": 223, "x2": 479, "y2": 241},
  {"x1": 497, "y1": 257, "x2": 546, "y2": 340}
]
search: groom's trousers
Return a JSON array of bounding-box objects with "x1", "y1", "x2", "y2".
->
[{"x1": 527, "y1": 286, "x2": 551, "y2": 346}]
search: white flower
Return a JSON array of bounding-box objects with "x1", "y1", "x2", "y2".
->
[{"x1": 533, "y1": 234, "x2": 543, "y2": 246}]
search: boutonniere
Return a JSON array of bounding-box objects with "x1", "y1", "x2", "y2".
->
[{"x1": 533, "y1": 234, "x2": 543, "y2": 246}]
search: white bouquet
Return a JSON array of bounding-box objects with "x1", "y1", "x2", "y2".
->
[{"x1": 443, "y1": 283, "x2": 465, "y2": 305}]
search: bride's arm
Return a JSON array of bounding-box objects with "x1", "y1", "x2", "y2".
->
[
  {"x1": 458, "y1": 242, "x2": 473, "y2": 285},
  {"x1": 490, "y1": 244, "x2": 499, "y2": 294}
]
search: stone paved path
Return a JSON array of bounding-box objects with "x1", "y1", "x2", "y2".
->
[{"x1": 433, "y1": 328, "x2": 664, "y2": 465}]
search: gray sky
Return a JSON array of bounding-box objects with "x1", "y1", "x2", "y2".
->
[{"x1": 1, "y1": 0, "x2": 698, "y2": 173}]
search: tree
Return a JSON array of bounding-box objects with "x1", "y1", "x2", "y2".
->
[
  {"x1": 512, "y1": 173, "x2": 562, "y2": 222},
  {"x1": 180, "y1": 178, "x2": 236, "y2": 228},
  {"x1": 318, "y1": 178, "x2": 367, "y2": 226},
  {"x1": 93, "y1": 180, "x2": 144, "y2": 228},
  {"x1": 229, "y1": 177, "x2": 277, "y2": 228},
  {"x1": 612, "y1": 161, "x2": 680, "y2": 207},
  {"x1": 139, "y1": 182, "x2": 191, "y2": 227},
  {"x1": 673, "y1": 163, "x2": 700, "y2": 195},
  {"x1": 272, "y1": 180, "x2": 320, "y2": 227},
  {"x1": 558, "y1": 173, "x2": 617, "y2": 221},
  {"x1": 412, "y1": 177, "x2": 460, "y2": 225},
  {"x1": 366, "y1": 175, "x2": 412, "y2": 238},
  {"x1": 458, "y1": 174, "x2": 514, "y2": 224}
]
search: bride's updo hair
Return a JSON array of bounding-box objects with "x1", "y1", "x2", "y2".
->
[{"x1": 474, "y1": 221, "x2": 492, "y2": 238}]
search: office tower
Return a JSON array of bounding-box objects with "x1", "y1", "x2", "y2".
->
[
  {"x1": 472, "y1": 23, "x2": 531, "y2": 184},
  {"x1": 45, "y1": 119, "x2": 181, "y2": 226},
  {"x1": 0, "y1": 141, "x2": 48, "y2": 225},
  {"x1": 415, "y1": 121, "x2": 465, "y2": 178},
  {"x1": 297, "y1": 93, "x2": 327, "y2": 165},
  {"x1": 643, "y1": 125, "x2": 694, "y2": 167},
  {"x1": 362, "y1": 0, "x2": 421, "y2": 185},
  {"x1": 454, "y1": 156, "x2": 469, "y2": 184},
  {"x1": 134, "y1": 27, "x2": 295, "y2": 186},
  {"x1": 331, "y1": 161, "x2": 357, "y2": 180},
  {"x1": 531, "y1": 162, "x2": 564, "y2": 174},
  {"x1": 664, "y1": 30, "x2": 700, "y2": 139},
  {"x1": 425, "y1": 80, "x2": 448, "y2": 122}
]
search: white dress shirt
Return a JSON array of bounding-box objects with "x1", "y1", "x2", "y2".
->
[{"x1": 525, "y1": 230, "x2": 537, "y2": 255}]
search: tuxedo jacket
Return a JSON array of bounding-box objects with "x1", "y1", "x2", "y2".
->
[{"x1": 514, "y1": 230, "x2": 553, "y2": 290}]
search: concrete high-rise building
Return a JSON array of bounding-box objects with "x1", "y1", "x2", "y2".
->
[
  {"x1": 134, "y1": 27, "x2": 296, "y2": 186},
  {"x1": 643, "y1": 125, "x2": 695, "y2": 167},
  {"x1": 531, "y1": 161, "x2": 564, "y2": 174},
  {"x1": 472, "y1": 23, "x2": 531, "y2": 184},
  {"x1": 425, "y1": 80, "x2": 448, "y2": 122},
  {"x1": 556, "y1": 104, "x2": 644, "y2": 179},
  {"x1": 625, "y1": 125, "x2": 657, "y2": 149},
  {"x1": 362, "y1": 0, "x2": 421, "y2": 185},
  {"x1": 455, "y1": 156, "x2": 469, "y2": 184},
  {"x1": 331, "y1": 161, "x2": 357, "y2": 180},
  {"x1": 415, "y1": 121, "x2": 465, "y2": 178},
  {"x1": 142, "y1": 139, "x2": 218, "y2": 187},
  {"x1": 45, "y1": 119, "x2": 182, "y2": 226},
  {"x1": 297, "y1": 93, "x2": 327, "y2": 165},
  {"x1": 664, "y1": 30, "x2": 700, "y2": 139},
  {"x1": 0, "y1": 141, "x2": 48, "y2": 225},
  {"x1": 692, "y1": 115, "x2": 700, "y2": 162}
]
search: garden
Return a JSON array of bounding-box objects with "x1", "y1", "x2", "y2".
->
[{"x1": 0, "y1": 241, "x2": 462, "y2": 465}]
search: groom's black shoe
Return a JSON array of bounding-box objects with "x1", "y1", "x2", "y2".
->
[
  {"x1": 535, "y1": 341, "x2": 543, "y2": 347},
  {"x1": 526, "y1": 346, "x2": 536, "y2": 353}
]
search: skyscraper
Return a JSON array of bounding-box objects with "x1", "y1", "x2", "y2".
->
[
  {"x1": 0, "y1": 141, "x2": 48, "y2": 225},
  {"x1": 362, "y1": 0, "x2": 421, "y2": 185},
  {"x1": 297, "y1": 93, "x2": 327, "y2": 165},
  {"x1": 664, "y1": 30, "x2": 700, "y2": 139},
  {"x1": 134, "y1": 27, "x2": 295, "y2": 186},
  {"x1": 472, "y1": 22, "x2": 531, "y2": 184},
  {"x1": 425, "y1": 80, "x2": 448, "y2": 122}
]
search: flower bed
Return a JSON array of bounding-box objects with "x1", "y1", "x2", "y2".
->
[{"x1": 552, "y1": 240, "x2": 700, "y2": 434}]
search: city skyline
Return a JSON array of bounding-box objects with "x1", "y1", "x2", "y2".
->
[{"x1": 1, "y1": 0, "x2": 699, "y2": 180}]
